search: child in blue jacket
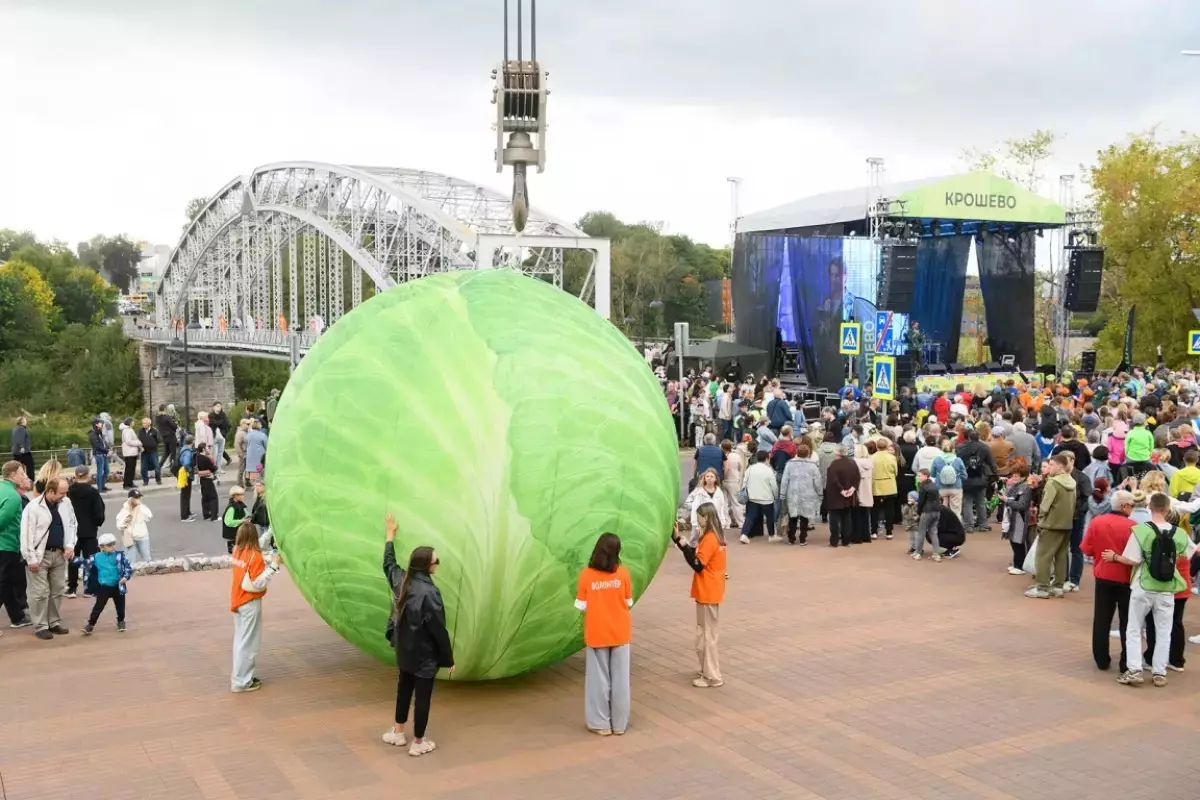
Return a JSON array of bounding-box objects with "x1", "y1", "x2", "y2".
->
[{"x1": 78, "y1": 533, "x2": 133, "y2": 634}]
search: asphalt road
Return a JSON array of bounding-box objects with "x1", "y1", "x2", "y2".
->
[{"x1": 104, "y1": 454, "x2": 700, "y2": 561}]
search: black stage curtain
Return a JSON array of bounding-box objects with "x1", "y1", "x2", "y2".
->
[
  {"x1": 732, "y1": 233, "x2": 784, "y2": 366},
  {"x1": 976, "y1": 231, "x2": 1036, "y2": 370},
  {"x1": 911, "y1": 236, "x2": 971, "y2": 366}
]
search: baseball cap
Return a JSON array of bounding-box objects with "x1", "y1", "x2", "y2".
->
[
  {"x1": 97, "y1": 533, "x2": 117, "y2": 546},
  {"x1": 127, "y1": 488, "x2": 143, "y2": 499}
]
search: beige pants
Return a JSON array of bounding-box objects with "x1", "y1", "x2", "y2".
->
[
  {"x1": 939, "y1": 488, "x2": 963, "y2": 520},
  {"x1": 27, "y1": 549, "x2": 67, "y2": 632},
  {"x1": 695, "y1": 603, "x2": 721, "y2": 681}
]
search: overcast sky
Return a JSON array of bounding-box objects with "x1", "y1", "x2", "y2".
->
[{"x1": 2, "y1": 0, "x2": 1197, "y2": 249}]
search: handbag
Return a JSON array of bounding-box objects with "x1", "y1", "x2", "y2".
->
[
  {"x1": 1021, "y1": 537, "x2": 1039, "y2": 575},
  {"x1": 735, "y1": 483, "x2": 749, "y2": 505}
]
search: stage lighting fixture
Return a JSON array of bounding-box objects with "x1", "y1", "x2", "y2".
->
[
  {"x1": 931, "y1": 219, "x2": 941, "y2": 237},
  {"x1": 953, "y1": 221, "x2": 963, "y2": 236}
]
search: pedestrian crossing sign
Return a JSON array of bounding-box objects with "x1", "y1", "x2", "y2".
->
[
  {"x1": 874, "y1": 356, "x2": 895, "y2": 400},
  {"x1": 1190, "y1": 331, "x2": 1200, "y2": 356},
  {"x1": 839, "y1": 322, "x2": 861, "y2": 355}
]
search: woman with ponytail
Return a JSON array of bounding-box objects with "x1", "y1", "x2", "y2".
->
[{"x1": 382, "y1": 514, "x2": 454, "y2": 757}]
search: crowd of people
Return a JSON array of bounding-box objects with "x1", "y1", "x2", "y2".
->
[
  {"x1": 674, "y1": 360, "x2": 1200, "y2": 688},
  {"x1": 1, "y1": 395, "x2": 277, "y2": 644},
  {"x1": 9, "y1": 355, "x2": 1200, "y2": 761}
]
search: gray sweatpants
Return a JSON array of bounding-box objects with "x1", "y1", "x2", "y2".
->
[
  {"x1": 231, "y1": 598, "x2": 263, "y2": 690},
  {"x1": 914, "y1": 511, "x2": 941, "y2": 555},
  {"x1": 585, "y1": 644, "x2": 631, "y2": 733}
]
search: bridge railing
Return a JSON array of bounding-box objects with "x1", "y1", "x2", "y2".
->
[{"x1": 126, "y1": 324, "x2": 320, "y2": 352}]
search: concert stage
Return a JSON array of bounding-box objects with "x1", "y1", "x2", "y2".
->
[{"x1": 732, "y1": 170, "x2": 1074, "y2": 390}]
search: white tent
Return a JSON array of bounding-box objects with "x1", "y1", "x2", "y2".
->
[{"x1": 736, "y1": 175, "x2": 956, "y2": 234}]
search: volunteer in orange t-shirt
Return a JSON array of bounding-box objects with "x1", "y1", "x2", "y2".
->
[
  {"x1": 671, "y1": 503, "x2": 727, "y2": 688},
  {"x1": 230, "y1": 520, "x2": 281, "y2": 693},
  {"x1": 574, "y1": 533, "x2": 633, "y2": 736}
]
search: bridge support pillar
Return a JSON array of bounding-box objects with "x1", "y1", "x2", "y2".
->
[{"x1": 138, "y1": 344, "x2": 235, "y2": 420}]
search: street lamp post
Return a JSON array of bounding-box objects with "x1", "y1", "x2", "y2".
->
[{"x1": 171, "y1": 320, "x2": 191, "y2": 436}]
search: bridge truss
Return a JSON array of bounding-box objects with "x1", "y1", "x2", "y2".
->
[{"x1": 155, "y1": 162, "x2": 610, "y2": 342}]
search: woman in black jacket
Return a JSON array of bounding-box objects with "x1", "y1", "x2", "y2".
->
[{"x1": 382, "y1": 514, "x2": 453, "y2": 757}]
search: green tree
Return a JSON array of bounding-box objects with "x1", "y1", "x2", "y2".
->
[
  {"x1": 0, "y1": 229, "x2": 38, "y2": 260},
  {"x1": 233, "y1": 357, "x2": 290, "y2": 403},
  {"x1": 78, "y1": 234, "x2": 141, "y2": 293},
  {"x1": 0, "y1": 272, "x2": 52, "y2": 355},
  {"x1": 1091, "y1": 132, "x2": 1200, "y2": 368},
  {"x1": 184, "y1": 196, "x2": 208, "y2": 230},
  {"x1": 8, "y1": 242, "x2": 117, "y2": 325}
]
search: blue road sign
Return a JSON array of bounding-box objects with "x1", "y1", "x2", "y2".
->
[
  {"x1": 874, "y1": 356, "x2": 895, "y2": 400},
  {"x1": 839, "y1": 323, "x2": 861, "y2": 355}
]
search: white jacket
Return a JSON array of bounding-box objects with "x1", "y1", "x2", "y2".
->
[
  {"x1": 119, "y1": 423, "x2": 142, "y2": 457},
  {"x1": 115, "y1": 501, "x2": 153, "y2": 547},
  {"x1": 194, "y1": 420, "x2": 214, "y2": 449},
  {"x1": 687, "y1": 485, "x2": 730, "y2": 531},
  {"x1": 20, "y1": 494, "x2": 78, "y2": 565}
]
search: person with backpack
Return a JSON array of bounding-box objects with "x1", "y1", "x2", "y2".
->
[
  {"x1": 176, "y1": 435, "x2": 196, "y2": 522},
  {"x1": 956, "y1": 428, "x2": 996, "y2": 532},
  {"x1": 931, "y1": 440, "x2": 966, "y2": 522},
  {"x1": 1027, "y1": 454, "x2": 1076, "y2": 599},
  {"x1": 1103, "y1": 492, "x2": 1198, "y2": 687}
]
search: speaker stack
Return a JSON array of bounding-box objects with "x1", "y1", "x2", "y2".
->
[
  {"x1": 1064, "y1": 249, "x2": 1104, "y2": 313},
  {"x1": 877, "y1": 244, "x2": 918, "y2": 313}
]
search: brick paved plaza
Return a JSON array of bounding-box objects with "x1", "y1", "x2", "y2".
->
[{"x1": 4, "y1": 532, "x2": 1200, "y2": 800}]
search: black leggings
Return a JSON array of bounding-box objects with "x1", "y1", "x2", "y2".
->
[
  {"x1": 1010, "y1": 539, "x2": 1027, "y2": 571},
  {"x1": 395, "y1": 670, "x2": 435, "y2": 738}
]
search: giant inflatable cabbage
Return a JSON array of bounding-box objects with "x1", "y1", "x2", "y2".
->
[{"x1": 267, "y1": 270, "x2": 679, "y2": 680}]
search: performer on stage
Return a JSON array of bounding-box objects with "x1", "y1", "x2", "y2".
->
[{"x1": 908, "y1": 321, "x2": 927, "y2": 373}]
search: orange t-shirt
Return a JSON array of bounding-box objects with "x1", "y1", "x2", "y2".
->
[
  {"x1": 575, "y1": 565, "x2": 633, "y2": 648},
  {"x1": 691, "y1": 532, "x2": 727, "y2": 605},
  {"x1": 230, "y1": 546, "x2": 268, "y2": 612}
]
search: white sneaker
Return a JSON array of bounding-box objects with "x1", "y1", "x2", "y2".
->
[
  {"x1": 767, "y1": 535, "x2": 781, "y2": 543},
  {"x1": 1007, "y1": 566, "x2": 1025, "y2": 575},
  {"x1": 1192, "y1": 586, "x2": 1199, "y2": 596},
  {"x1": 409, "y1": 739, "x2": 436, "y2": 757},
  {"x1": 1111, "y1": 630, "x2": 1122, "y2": 639},
  {"x1": 739, "y1": 535, "x2": 750, "y2": 544},
  {"x1": 911, "y1": 552, "x2": 922, "y2": 561},
  {"x1": 1189, "y1": 635, "x2": 1200, "y2": 645},
  {"x1": 1063, "y1": 582, "x2": 1079, "y2": 592},
  {"x1": 382, "y1": 728, "x2": 406, "y2": 747}
]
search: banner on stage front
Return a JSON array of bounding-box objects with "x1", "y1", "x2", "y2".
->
[
  {"x1": 874, "y1": 356, "x2": 895, "y2": 400},
  {"x1": 839, "y1": 323, "x2": 861, "y2": 355}
]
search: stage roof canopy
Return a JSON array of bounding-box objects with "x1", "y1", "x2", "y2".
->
[{"x1": 737, "y1": 171, "x2": 1067, "y2": 234}]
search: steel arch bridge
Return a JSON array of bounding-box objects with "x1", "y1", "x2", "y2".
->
[{"x1": 142, "y1": 162, "x2": 610, "y2": 361}]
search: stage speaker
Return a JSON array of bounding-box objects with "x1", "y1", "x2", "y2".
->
[
  {"x1": 1064, "y1": 248, "x2": 1104, "y2": 312},
  {"x1": 877, "y1": 244, "x2": 918, "y2": 313},
  {"x1": 1080, "y1": 350, "x2": 1096, "y2": 373},
  {"x1": 986, "y1": 361, "x2": 1002, "y2": 372},
  {"x1": 950, "y1": 362, "x2": 967, "y2": 374},
  {"x1": 927, "y1": 362, "x2": 947, "y2": 375}
]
